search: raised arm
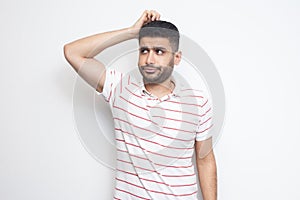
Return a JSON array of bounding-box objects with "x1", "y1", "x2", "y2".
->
[{"x1": 63, "y1": 10, "x2": 160, "y2": 93}]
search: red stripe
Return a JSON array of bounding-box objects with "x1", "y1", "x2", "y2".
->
[
  {"x1": 162, "y1": 173, "x2": 196, "y2": 177},
  {"x1": 117, "y1": 158, "x2": 132, "y2": 165},
  {"x1": 117, "y1": 147, "x2": 194, "y2": 169},
  {"x1": 153, "y1": 162, "x2": 193, "y2": 169},
  {"x1": 173, "y1": 190, "x2": 198, "y2": 197},
  {"x1": 117, "y1": 158, "x2": 194, "y2": 176},
  {"x1": 165, "y1": 100, "x2": 207, "y2": 107},
  {"x1": 116, "y1": 177, "x2": 145, "y2": 189},
  {"x1": 116, "y1": 139, "x2": 192, "y2": 159},
  {"x1": 131, "y1": 82, "x2": 140, "y2": 88},
  {"x1": 117, "y1": 148, "x2": 149, "y2": 161},
  {"x1": 125, "y1": 87, "x2": 143, "y2": 99},
  {"x1": 117, "y1": 168, "x2": 197, "y2": 188},
  {"x1": 114, "y1": 99, "x2": 200, "y2": 132},
  {"x1": 115, "y1": 187, "x2": 151, "y2": 200},
  {"x1": 199, "y1": 116, "x2": 212, "y2": 126},
  {"x1": 148, "y1": 105, "x2": 211, "y2": 118},
  {"x1": 201, "y1": 107, "x2": 212, "y2": 117},
  {"x1": 162, "y1": 126, "x2": 195, "y2": 134},
  {"x1": 117, "y1": 168, "x2": 139, "y2": 177},
  {"x1": 117, "y1": 158, "x2": 157, "y2": 173},
  {"x1": 139, "y1": 177, "x2": 167, "y2": 185},
  {"x1": 120, "y1": 73, "x2": 123, "y2": 93},
  {"x1": 119, "y1": 95, "x2": 149, "y2": 111},
  {"x1": 113, "y1": 105, "x2": 152, "y2": 123},
  {"x1": 112, "y1": 93, "x2": 116, "y2": 105},
  {"x1": 169, "y1": 182, "x2": 197, "y2": 187},
  {"x1": 114, "y1": 117, "x2": 194, "y2": 142},
  {"x1": 180, "y1": 95, "x2": 204, "y2": 98},
  {"x1": 107, "y1": 83, "x2": 113, "y2": 102},
  {"x1": 151, "y1": 115, "x2": 198, "y2": 125},
  {"x1": 147, "y1": 105, "x2": 202, "y2": 117},
  {"x1": 117, "y1": 149, "x2": 193, "y2": 170},
  {"x1": 147, "y1": 188, "x2": 197, "y2": 196},
  {"x1": 140, "y1": 176, "x2": 197, "y2": 187},
  {"x1": 196, "y1": 123, "x2": 213, "y2": 133},
  {"x1": 201, "y1": 99, "x2": 208, "y2": 107},
  {"x1": 116, "y1": 177, "x2": 198, "y2": 197},
  {"x1": 180, "y1": 88, "x2": 202, "y2": 92},
  {"x1": 113, "y1": 87, "x2": 117, "y2": 102},
  {"x1": 128, "y1": 75, "x2": 131, "y2": 85},
  {"x1": 115, "y1": 128, "x2": 194, "y2": 150}
]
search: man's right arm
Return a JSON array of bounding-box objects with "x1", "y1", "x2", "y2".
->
[
  {"x1": 63, "y1": 28, "x2": 137, "y2": 93},
  {"x1": 63, "y1": 10, "x2": 160, "y2": 93}
]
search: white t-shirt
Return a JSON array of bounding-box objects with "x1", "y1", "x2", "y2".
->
[{"x1": 97, "y1": 68, "x2": 213, "y2": 200}]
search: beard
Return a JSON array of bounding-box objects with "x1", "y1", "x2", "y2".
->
[{"x1": 139, "y1": 60, "x2": 174, "y2": 84}]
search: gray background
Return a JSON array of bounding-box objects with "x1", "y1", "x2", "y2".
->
[{"x1": 1, "y1": 0, "x2": 300, "y2": 199}]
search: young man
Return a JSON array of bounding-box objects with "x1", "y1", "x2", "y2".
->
[{"x1": 64, "y1": 10, "x2": 217, "y2": 200}]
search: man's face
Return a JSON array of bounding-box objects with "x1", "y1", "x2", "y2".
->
[{"x1": 138, "y1": 37, "x2": 180, "y2": 84}]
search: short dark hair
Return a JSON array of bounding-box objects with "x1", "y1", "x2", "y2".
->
[{"x1": 139, "y1": 20, "x2": 180, "y2": 52}]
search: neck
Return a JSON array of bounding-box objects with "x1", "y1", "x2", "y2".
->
[{"x1": 144, "y1": 79, "x2": 175, "y2": 98}]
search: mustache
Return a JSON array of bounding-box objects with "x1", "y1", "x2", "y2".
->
[{"x1": 140, "y1": 64, "x2": 161, "y2": 70}]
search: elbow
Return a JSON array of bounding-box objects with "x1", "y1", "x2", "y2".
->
[
  {"x1": 196, "y1": 149, "x2": 216, "y2": 166},
  {"x1": 63, "y1": 43, "x2": 72, "y2": 63},
  {"x1": 63, "y1": 43, "x2": 80, "y2": 72}
]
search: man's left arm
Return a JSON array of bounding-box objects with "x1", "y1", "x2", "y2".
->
[{"x1": 195, "y1": 137, "x2": 217, "y2": 200}]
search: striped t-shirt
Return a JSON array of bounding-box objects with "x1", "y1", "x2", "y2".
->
[{"x1": 97, "y1": 68, "x2": 213, "y2": 200}]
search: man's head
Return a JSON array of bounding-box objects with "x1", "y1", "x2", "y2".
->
[
  {"x1": 138, "y1": 20, "x2": 181, "y2": 84},
  {"x1": 139, "y1": 20, "x2": 180, "y2": 52}
]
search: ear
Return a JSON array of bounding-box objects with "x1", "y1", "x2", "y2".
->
[{"x1": 174, "y1": 51, "x2": 182, "y2": 65}]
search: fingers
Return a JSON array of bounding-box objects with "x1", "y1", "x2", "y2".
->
[
  {"x1": 143, "y1": 10, "x2": 160, "y2": 23},
  {"x1": 131, "y1": 10, "x2": 161, "y2": 34}
]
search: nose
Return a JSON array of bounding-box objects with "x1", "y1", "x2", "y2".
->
[{"x1": 146, "y1": 51, "x2": 155, "y2": 64}]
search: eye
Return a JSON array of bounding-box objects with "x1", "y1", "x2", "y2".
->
[
  {"x1": 155, "y1": 49, "x2": 164, "y2": 55},
  {"x1": 140, "y1": 48, "x2": 148, "y2": 54}
]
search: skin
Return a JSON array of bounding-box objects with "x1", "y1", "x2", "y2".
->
[
  {"x1": 63, "y1": 10, "x2": 161, "y2": 93},
  {"x1": 63, "y1": 10, "x2": 217, "y2": 200},
  {"x1": 195, "y1": 137, "x2": 218, "y2": 200},
  {"x1": 138, "y1": 36, "x2": 181, "y2": 98}
]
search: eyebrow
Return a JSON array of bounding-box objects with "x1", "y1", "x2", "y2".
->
[{"x1": 139, "y1": 46, "x2": 169, "y2": 51}]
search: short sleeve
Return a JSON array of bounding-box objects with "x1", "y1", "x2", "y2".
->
[
  {"x1": 95, "y1": 68, "x2": 123, "y2": 104},
  {"x1": 195, "y1": 94, "x2": 214, "y2": 141}
]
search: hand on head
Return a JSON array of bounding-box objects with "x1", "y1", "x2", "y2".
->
[{"x1": 131, "y1": 10, "x2": 161, "y2": 36}]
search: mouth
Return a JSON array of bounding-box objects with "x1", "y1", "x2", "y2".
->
[
  {"x1": 144, "y1": 68, "x2": 157, "y2": 73},
  {"x1": 142, "y1": 66, "x2": 160, "y2": 74}
]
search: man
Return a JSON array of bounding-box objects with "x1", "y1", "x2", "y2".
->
[{"x1": 64, "y1": 10, "x2": 217, "y2": 200}]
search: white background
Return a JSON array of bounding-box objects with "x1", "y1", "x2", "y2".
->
[{"x1": 1, "y1": 0, "x2": 300, "y2": 199}]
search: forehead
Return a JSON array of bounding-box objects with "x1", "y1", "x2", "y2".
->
[{"x1": 139, "y1": 37, "x2": 171, "y2": 49}]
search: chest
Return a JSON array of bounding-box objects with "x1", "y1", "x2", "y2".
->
[{"x1": 111, "y1": 83, "x2": 201, "y2": 142}]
